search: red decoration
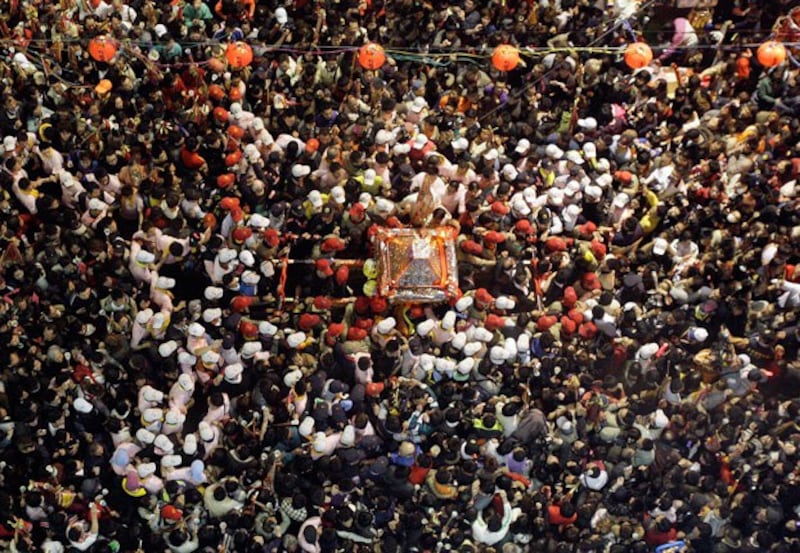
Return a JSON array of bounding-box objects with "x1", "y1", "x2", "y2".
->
[
  {"x1": 757, "y1": 41, "x2": 787, "y2": 68},
  {"x1": 358, "y1": 43, "x2": 386, "y2": 70},
  {"x1": 624, "y1": 42, "x2": 653, "y2": 70},
  {"x1": 225, "y1": 42, "x2": 253, "y2": 69},
  {"x1": 88, "y1": 36, "x2": 118, "y2": 62},
  {"x1": 491, "y1": 45, "x2": 521, "y2": 72}
]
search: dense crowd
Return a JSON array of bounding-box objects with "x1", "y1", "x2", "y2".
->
[{"x1": 0, "y1": 0, "x2": 799, "y2": 552}]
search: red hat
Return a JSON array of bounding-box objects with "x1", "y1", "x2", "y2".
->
[
  {"x1": 347, "y1": 327, "x2": 368, "y2": 341},
  {"x1": 321, "y1": 236, "x2": 346, "y2": 253},
  {"x1": 208, "y1": 84, "x2": 225, "y2": 101},
  {"x1": 484, "y1": 314, "x2": 505, "y2": 331},
  {"x1": 240, "y1": 320, "x2": 258, "y2": 339},
  {"x1": 579, "y1": 322, "x2": 598, "y2": 339},
  {"x1": 385, "y1": 216, "x2": 402, "y2": 228},
  {"x1": 305, "y1": 138, "x2": 320, "y2": 153},
  {"x1": 349, "y1": 203, "x2": 366, "y2": 221},
  {"x1": 217, "y1": 173, "x2": 235, "y2": 189},
  {"x1": 161, "y1": 505, "x2": 183, "y2": 521},
  {"x1": 299, "y1": 313, "x2": 321, "y2": 331},
  {"x1": 327, "y1": 322, "x2": 344, "y2": 338},
  {"x1": 229, "y1": 87, "x2": 242, "y2": 101},
  {"x1": 213, "y1": 107, "x2": 229, "y2": 122},
  {"x1": 614, "y1": 170, "x2": 633, "y2": 184},
  {"x1": 231, "y1": 226, "x2": 253, "y2": 244},
  {"x1": 370, "y1": 296, "x2": 388, "y2": 315},
  {"x1": 225, "y1": 149, "x2": 242, "y2": 166},
  {"x1": 354, "y1": 296, "x2": 371, "y2": 315},
  {"x1": 576, "y1": 221, "x2": 597, "y2": 237},
  {"x1": 567, "y1": 308, "x2": 584, "y2": 325},
  {"x1": 335, "y1": 265, "x2": 349, "y2": 286},
  {"x1": 483, "y1": 231, "x2": 506, "y2": 245},
  {"x1": 365, "y1": 381, "x2": 385, "y2": 397},
  {"x1": 537, "y1": 315, "x2": 558, "y2": 331},
  {"x1": 220, "y1": 197, "x2": 240, "y2": 210},
  {"x1": 581, "y1": 272, "x2": 601, "y2": 291},
  {"x1": 514, "y1": 219, "x2": 533, "y2": 234},
  {"x1": 263, "y1": 229, "x2": 280, "y2": 248},
  {"x1": 590, "y1": 239, "x2": 607, "y2": 259},
  {"x1": 231, "y1": 295, "x2": 254, "y2": 312},
  {"x1": 315, "y1": 259, "x2": 334, "y2": 277},
  {"x1": 545, "y1": 236, "x2": 569, "y2": 252},
  {"x1": 491, "y1": 201, "x2": 510, "y2": 215},
  {"x1": 230, "y1": 207, "x2": 244, "y2": 223},
  {"x1": 227, "y1": 125, "x2": 245, "y2": 139},
  {"x1": 461, "y1": 240, "x2": 483, "y2": 255},
  {"x1": 475, "y1": 288, "x2": 494, "y2": 306},
  {"x1": 563, "y1": 286, "x2": 578, "y2": 308},
  {"x1": 313, "y1": 296, "x2": 332, "y2": 311},
  {"x1": 354, "y1": 318, "x2": 373, "y2": 330},
  {"x1": 560, "y1": 316, "x2": 577, "y2": 335}
]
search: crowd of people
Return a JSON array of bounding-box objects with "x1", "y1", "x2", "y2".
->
[{"x1": 1, "y1": 0, "x2": 800, "y2": 551}]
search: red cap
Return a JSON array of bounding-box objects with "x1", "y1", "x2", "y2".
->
[
  {"x1": 354, "y1": 317, "x2": 373, "y2": 330},
  {"x1": 327, "y1": 322, "x2": 345, "y2": 338},
  {"x1": 590, "y1": 239, "x2": 606, "y2": 259},
  {"x1": 354, "y1": 296, "x2": 371, "y2": 315},
  {"x1": 614, "y1": 170, "x2": 633, "y2": 184},
  {"x1": 560, "y1": 316, "x2": 577, "y2": 335},
  {"x1": 514, "y1": 219, "x2": 533, "y2": 234},
  {"x1": 263, "y1": 229, "x2": 280, "y2": 248},
  {"x1": 563, "y1": 286, "x2": 578, "y2": 308},
  {"x1": 484, "y1": 314, "x2": 505, "y2": 331},
  {"x1": 220, "y1": 197, "x2": 240, "y2": 210},
  {"x1": 208, "y1": 84, "x2": 225, "y2": 101},
  {"x1": 161, "y1": 505, "x2": 183, "y2": 521},
  {"x1": 217, "y1": 173, "x2": 235, "y2": 189},
  {"x1": 240, "y1": 320, "x2": 258, "y2": 338},
  {"x1": 229, "y1": 87, "x2": 242, "y2": 101},
  {"x1": 491, "y1": 201, "x2": 510, "y2": 215},
  {"x1": 321, "y1": 236, "x2": 346, "y2": 253},
  {"x1": 229, "y1": 207, "x2": 243, "y2": 222},
  {"x1": 313, "y1": 296, "x2": 332, "y2": 311},
  {"x1": 231, "y1": 295, "x2": 254, "y2": 312},
  {"x1": 370, "y1": 296, "x2": 388, "y2": 315},
  {"x1": 299, "y1": 313, "x2": 321, "y2": 331},
  {"x1": 582, "y1": 272, "x2": 601, "y2": 290},
  {"x1": 365, "y1": 381, "x2": 385, "y2": 397},
  {"x1": 225, "y1": 149, "x2": 242, "y2": 166},
  {"x1": 483, "y1": 231, "x2": 506, "y2": 245},
  {"x1": 227, "y1": 125, "x2": 245, "y2": 139},
  {"x1": 347, "y1": 327, "x2": 368, "y2": 341},
  {"x1": 567, "y1": 308, "x2": 584, "y2": 324},
  {"x1": 545, "y1": 236, "x2": 568, "y2": 252},
  {"x1": 305, "y1": 138, "x2": 320, "y2": 153},
  {"x1": 385, "y1": 216, "x2": 402, "y2": 228},
  {"x1": 579, "y1": 322, "x2": 598, "y2": 339},
  {"x1": 349, "y1": 203, "x2": 365, "y2": 221},
  {"x1": 231, "y1": 226, "x2": 253, "y2": 244},
  {"x1": 409, "y1": 305, "x2": 425, "y2": 319},
  {"x1": 315, "y1": 259, "x2": 334, "y2": 277},
  {"x1": 461, "y1": 240, "x2": 483, "y2": 255},
  {"x1": 212, "y1": 107, "x2": 229, "y2": 122},
  {"x1": 335, "y1": 265, "x2": 349, "y2": 286},
  {"x1": 537, "y1": 315, "x2": 558, "y2": 331},
  {"x1": 475, "y1": 288, "x2": 494, "y2": 305},
  {"x1": 576, "y1": 221, "x2": 597, "y2": 236}
]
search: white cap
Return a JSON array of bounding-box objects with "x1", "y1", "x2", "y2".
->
[
  {"x1": 154, "y1": 24, "x2": 168, "y2": 37},
  {"x1": 565, "y1": 150, "x2": 584, "y2": 165},
  {"x1": 241, "y1": 342, "x2": 263, "y2": 358},
  {"x1": 155, "y1": 276, "x2": 176, "y2": 290},
  {"x1": 582, "y1": 142, "x2": 597, "y2": 158},
  {"x1": 584, "y1": 185, "x2": 602, "y2": 201},
  {"x1": 151, "y1": 312, "x2": 166, "y2": 330},
  {"x1": 483, "y1": 148, "x2": 499, "y2": 161},
  {"x1": 275, "y1": 6, "x2": 288, "y2": 24},
  {"x1": 548, "y1": 187, "x2": 564, "y2": 206},
  {"x1": 340, "y1": 425, "x2": 356, "y2": 447},
  {"x1": 178, "y1": 351, "x2": 197, "y2": 366},
  {"x1": 178, "y1": 373, "x2": 194, "y2": 391},
  {"x1": 451, "y1": 137, "x2": 469, "y2": 152},
  {"x1": 451, "y1": 332, "x2": 467, "y2": 350},
  {"x1": 248, "y1": 213, "x2": 269, "y2": 229},
  {"x1": 393, "y1": 142, "x2": 411, "y2": 155},
  {"x1": 501, "y1": 164, "x2": 519, "y2": 181},
  {"x1": 472, "y1": 327, "x2": 493, "y2": 343},
  {"x1": 412, "y1": 134, "x2": 428, "y2": 150},
  {"x1": 201, "y1": 350, "x2": 220, "y2": 365},
  {"x1": 283, "y1": 367, "x2": 303, "y2": 388},
  {"x1": 612, "y1": 192, "x2": 630, "y2": 208},
  {"x1": 73, "y1": 397, "x2": 93, "y2": 414},
  {"x1": 490, "y1": 345, "x2": 506, "y2": 365},
  {"x1": 88, "y1": 198, "x2": 107, "y2": 211},
  {"x1": 224, "y1": 363, "x2": 244, "y2": 383},
  {"x1": 455, "y1": 296, "x2": 473, "y2": 312},
  {"x1": 463, "y1": 342, "x2": 482, "y2": 356},
  {"x1": 188, "y1": 323, "x2": 205, "y2": 337},
  {"x1": 183, "y1": 434, "x2": 198, "y2": 455},
  {"x1": 375, "y1": 197, "x2": 394, "y2": 214},
  {"x1": 242, "y1": 270, "x2": 261, "y2": 285},
  {"x1": 577, "y1": 117, "x2": 598, "y2": 131},
  {"x1": 457, "y1": 357, "x2": 475, "y2": 374},
  {"x1": 137, "y1": 462, "x2": 157, "y2": 478},
  {"x1": 158, "y1": 340, "x2": 178, "y2": 357},
  {"x1": 259, "y1": 321, "x2": 278, "y2": 336},
  {"x1": 517, "y1": 333, "x2": 530, "y2": 354},
  {"x1": 376, "y1": 317, "x2": 396, "y2": 334},
  {"x1": 142, "y1": 407, "x2": 164, "y2": 423},
  {"x1": 637, "y1": 342, "x2": 659, "y2": 361},
  {"x1": 161, "y1": 454, "x2": 182, "y2": 468},
  {"x1": 143, "y1": 387, "x2": 164, "y2": 403},
  {"x1": 286, "y1": 332, "x2": 306, "y2": 348},
  {"x1": 595, "y1": 173, "x2": 613, "y2": 189},
  {"x1": 545, "y1": 144, "x2": 564, "y2": 159},
  {"x1": 202, "y1": 308, "x2": 222, "y2": 323},
  {"x1": 331, "y1": 186, "x2": 346, "y2": 205},
  {"x1": 495, "y1": 296, "x2": 516, "y2": 310},
  {"x1": 136, "y1": 308, "x2": 154, "y2": 325},
  {"x1": 293, "y1": 164, "x2": 312, "y2": 179},
  {"x1": 419, "y1": 354, "x2": 435, "y2": 372},
  {"x1": 363, "y1": 168, "x2": 376, "y2": 185},
  {"x1": 198, "y1": 422, "x2": 214, "y2": 442},
  {"x1": 136, "y1": 428, "x2": 156, "y2": 444},
  {"x1": 688, "y1": 327, "x2": 708, "y2": 343},
  {"x1": 417, "y1": 319, "x2": 435, "y2": 337},
  {"x1": 239, "y1": 250, "x2": 256, "y2": 268},
  {"x1": 136, "y1": 250, "x2": 156, "y2": 264},
  {"x1": 154, "y1": 434, "x2": 174, "y2": 453},
  {"x1": 307, "y1": 190, "x2": 323, "y2": 209},
  {"x1": 653, "y1": 237, "x2": 668, "y2": 256},
  {"x1": 410, "y1": 96, "x2": 427, "y2": 113},
  {"x1": 375, "y1": 129, "x2": 393, "y2": 145},
  {"x1": 218, "y1": 248, "x2": 237, "y2": 263},
  {"x1": 299, "y1": 417, "x2": 315, "y2": 437},
  {"x1": 441, "y1": 311, "x2": 456, "y2": 331},
  {"x1": 204, "y1": 286, "x2": 224, "y2": 300},
  {"x1": 515, "y1": 138, "x2": 531, "y2": 154}
]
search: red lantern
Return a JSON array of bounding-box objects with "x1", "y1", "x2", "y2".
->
[
  {"x1": 358, "y1": 43, "x2": 386, "y2": 70},
  {"x1": 757, "y1": 41, "x2": 787, "y2": 68},
  {"x1": 491, "y1": 45, "x2": 520, "y2": 72},
  {"x1": 88, "y1": 36, "x2": 118, "y2": 62},
  {"x1": 624, "y1": 42, "x2": 653, "y2": 70},
  {"x1": 225, "y1": 42, "x2": 253, "y2": 69}
]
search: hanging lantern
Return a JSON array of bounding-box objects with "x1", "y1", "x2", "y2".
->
[
  {"x1": 225, "y1": 42, "x2": 253, "y2": 69},
  {"x1": 88, "y1": 36, "x2": 118, "y2": 62},
  {"x1": 491, "y1": 45, "x2": 521, "y2": 72},
  {"x1": 624, "y1": 42, "x2": 653, "y2": 69},
  {"x1": 358, "y1": 43, "x2": 386, "y2": 70},
  {"x1": 757, "y1": 41, "x2": 787, "y2": 68}
]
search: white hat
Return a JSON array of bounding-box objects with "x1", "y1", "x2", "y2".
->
[
  {"x1": 595, "y1": 174, "x2": 613, "y2": 189},
  {"x1": 501, "y1": 164, "x2": 519, "y2": 181},
  {"x1": 375, "y1": 197, "x2": 394, "y2": 214},
  {"x1": 307, "y1": 190, "x2": 323, "y2": 208},
  {"x1": 564, "y1": 180, "x2": 582, "y2": 197},
  {"x1": 178, "y1": 351, "x2": 197, "y2": 366},
  {"x1": 283, "y1": 367, "x2": 303, "y2": 388},
  {"x1": 376, "y1": 317, "x2": 396, "y2": 334},
  {"x1": 275, "y1": 6, "x2": 288, "y2": 24},
  {"x1": 161, "y1": 454, "x2": 182, "y2": 468},
  {"x1": 545, "y1": 144, "x2": 564, "y2": 159},
  {"x1": 565, "y1": 150, "x2": 584, "y2": 165},
  {"x1": 183, "y1": 434, "x2": 198, "y2": 455},
  {"x1": 224, "y1": 363, "x2": 244, "y2": 383},
  {"x1": 612, "y1": 193, "x2": 630, "y2": 208},
  {"x1": 495, "y1": 296, "x2": 516, "y2": 310},
  {"x1": 248, "y1": 214, "x2": 269, "y2": 229},
  {"x1": 596, "y1": 158, "x2": 611, "y2": 173},
  {"x1": 577, "y1": 117, "x2": 598, "y2": 131},
  {"x1": 451, "y1": 137, "x2": 469, "y2": 152},
  {"x1": 472, "y1": 327, "x2": 494, "y2": 343},
  {"x1": 299, "y1": 417, "x2": 315, "y2": 437},
  {"x1": 137, "y1": 462, "x2": 157, "y2": 478},
  {"x1": 239, "y1": 250, "x2": 257, "y2": 268},
  {"x1": 637, "y1": 342, "x2": 659, "y2": 361},
  {"x1": 135, "y1": 308, "x2": 154, "y2": 325},
  {"x1": 412, "y1": 134, "x2": 428, "y2": 150},
  {"x1": 241, "y1": 342, "x2": 263, "y2": 359},
  {"x1": 363, "y1": 169, "x2": 376, "y2": 185},
  {"x1": 463, "y1": 342, "x2": 482, "y2": 357},
  {"x1": 584, "y1": 185, "x2": 602, "y2": 201},
  {"x1": 557, "y1": 417, "x2": 574, "y2": 434},
  {"x1": 490, "y1": 345, "x2": 506, "y2": 365},
  {"x1": 201, "y1": 350, "x2": 220, "y2": 366},
  {"x1": 260, "y1": 260, "x2": 275, "y2": 277},
  {"x1": 136, "y1": 428, "x2": 156, "y2": 445},
  {"x1": 419, "y1": 354, "x2": 435, "y2": 372},
  {"x1": 188, "y1": 323, "x2": 205, "y2": 337},
  {"x1": 504, "y1": 337, "x2": 518, "y2": 358},
  {"x1": 312, "y1": 432, "x2": 327, "y2": 453},
  {"x1": 88, "y1": 198, "x2": 107, "y2": 211},
  {"x1": 136, "y1": 250, "x2": 156, "y2": 264},
  {"x1": 340, "y1": 425, "x2": 356, "y2": 447},
  {"x1": 158, "y1": 340, "x2": 178, "y2": 357},
  {"x1": 483, "y1": 148, "x2": 499, "y2": 161},
  {"x1": 410, "y1": 96, "x2": 427, "y2": 113},
  {"x1": 515, "y1": 138, "x2": 531, "y2": 154},
  {"x1": 451, "y1": 332, "x2": 467, "y2": 350},
  {"x1": 2, "y1": 136, "x2": 17, "y2": 152},
  {"x1": 393, "y1": 142, "x2": 411, "y2": 155},
  {"x1": 293, "y1": 164, "x2": 311, "y2": 178},
  {"x1": 259, "y1": 321, "x2": 278, "y2": 336},
  {"x1": 154, "y1": 434, "x2": 174, "y2": 453},
  {"x1": 331, "y1": 186, "x2": 346, "y2": 205},
  {"x1": 582, "y1": 142, "x2": 597, "y2": 158},
  {"x1": 435, "y1": 358, "x2": 456, "y2": 374},
  {"x1": 178, "y1": 373, "x2": 194, "y2": 391},
  {"x1": 517, "y1": 333, "x2": 530, "y2": 354},
  {"x1": 151, "y1": 312, "x2": 166, "y2": 330},
  {"x1": 455, "y1": 296, "x2": 473, "y2": 312},
  {"x1": 417, "y1": 319, "x2": 435, "y2": 337},
  {"x1": 375, "y1": 129, "x2": 393, "y2": 145},
  {"x1": 287, "y1": 331, "x2": 306, "y2": 348},
  {"x1": 143, "y1": 387, "x2": 164, "y2": 403},
  {"x1": 688, "y1": 327, "x2": 708, "y2": 343},
  {"x1": 198, "y1": 422, "x2": 215, "y2": 442},
  {"x1": 441, "y1": 311, "x2": 456, "y2": 331},
  {"x1": 242, "y1": 271, "x2": 261, "y2": 285},
  {"x1": 73, "y1": 397, "x2": 93, "y2": 414},
  {"x1": 457, "y1": 357, "x2": 475, "y2": 374},
  {"x1": 204, "y1": 286, "x2": 224, "y2": 300},
  {"x1": 548, "y1": 188, "x2": 564, "y2": 206},
  {"x1": 202, "y1": 308, "x2": 222, "y2": 323},
  {"x1": 652, "y1": 237, "x2": 668, "y2": 256},
  {"x1": 218, "y1": 248, "x2": 237, "y2": 263},
  {"x1": 142, "y1": 407, "x2": 164, "y2": 423}
]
